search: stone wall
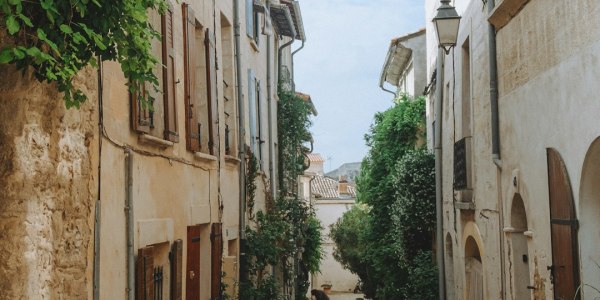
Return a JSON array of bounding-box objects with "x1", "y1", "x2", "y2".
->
[{"x1": 0, "y1": 65, "x2": 97, "y2": 299}]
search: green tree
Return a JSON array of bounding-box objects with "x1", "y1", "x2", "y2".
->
[{"x1": 330, "y1": 94, "x2": 438, "y2": 299}]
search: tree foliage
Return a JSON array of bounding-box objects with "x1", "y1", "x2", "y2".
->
[
  {"x1": 330, "y1": 94, "x2": 438, "y2": 299},
  {"x1": 0, "y1": 0, "x2": 166, "y2": 107}
]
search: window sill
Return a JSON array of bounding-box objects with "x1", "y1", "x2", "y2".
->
[
  {"x1": 225, "y1": 155, "x2": 241, "y2": 165},
  {"x1": 194, "y1": 152, "x2": 218, "y2": 166},
  {"x1": 139, "y1": 134, "x2": 174, "y2": 148}
]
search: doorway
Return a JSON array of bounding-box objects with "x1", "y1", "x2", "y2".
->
[
  {"x1": 547, "y1": 148, "x2": 580, "y2": 300},
  {"x1": 465, "y1": 236, "x2": 483, "y2": 300},
  {"x1": 510, "y1": 194, "x2": 531, "y2": 300},
  {"x1": 186, "y1": 225, "x2": 202, "y2": 300}
]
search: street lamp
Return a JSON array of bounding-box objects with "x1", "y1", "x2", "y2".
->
[{"x1": 433, "y1": 0, "x2": 461, "y2": 54}]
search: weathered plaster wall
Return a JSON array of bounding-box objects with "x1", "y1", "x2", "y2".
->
[
  {"x1": 312, "y1": 200, "x2": 358, "y2": 292},
  {"x1": 0, "y1": 65, "x2": 97, "y2": 299},
  {"x1": 427, "y1": 0, "x2": 600, "y2": 299}
]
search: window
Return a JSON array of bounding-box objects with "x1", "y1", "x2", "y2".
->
[
  {"x1": 246, "y1": 0, "x2": 260, "y2": 46},
  {"x1": 132, "y1": 4, "x2": 178, "y2": 143},
  {"x1": 247, "y1": 69, "x2": 264, "y2": 168},
  {"x1": 221, "y1": 14, "x2": 237, "y2": 156},
  {"x1": 183, "y1": 4, "x2": 218, "y2": 155},
  {"x1": 461, "y1": 38, "x2": 471, "y2": 138}
]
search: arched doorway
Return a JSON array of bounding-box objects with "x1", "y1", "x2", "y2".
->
[
  {"x1": 445, "y1": 234, "x2": 455, "y2": 300},
  {"x1": 465, "y1": 236, "x2": 483, "y2": 300},
  {"x1": 547, "y1": 148, "x2": 580, "y2": 300},
  {"x1": 510, "y1": 194, "x2": 531, "y2": 300},
  {"x1": 579, "y1": 137, "x2": 600, "y2": 298}
]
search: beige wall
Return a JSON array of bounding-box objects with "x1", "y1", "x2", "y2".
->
[{"x1": 426, "y1": 0, "x2": 600, "y2": 299}]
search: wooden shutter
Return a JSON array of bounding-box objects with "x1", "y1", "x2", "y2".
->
[
  {"x1": 547, "y1": 148, "x2": 581, "y2": 300},
  {"x1": 170, "y1": 239, "x2": 183, "y2": 300},
  {"x1": 205, "y1": 28, "x2": 218, "y2": 156},
  {"x1": 131, "y1": 86, "x2": 151, "y2": 134},
  {"x1": 247, "y1": 69, "x2": 257, "y2": 155},
  {"x1": 183, "y1": 4, "x2": 200, "y2": 152},
  {"x1": 245, "y1": 0, "x2": 254, "y2": 38},
  {"x1": 136, "y1": 246, "x2": 154, "y2": 300},
  {"x1": 162, "y1": 4, "x2": 178, "y2": 142},
  {"x1": 211, "y1": 223, "x2": 223, "y2": 300}
]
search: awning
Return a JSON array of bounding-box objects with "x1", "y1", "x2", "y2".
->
[
  {"x1": 379, "y1": 41, "x2": 412, "y2": 88},
  {"x1": 280, "y1": 0, "x2": 305, "y2": 41},
  {"x1": 269, "y1": 3, "x2": 296, "y2": 38}
]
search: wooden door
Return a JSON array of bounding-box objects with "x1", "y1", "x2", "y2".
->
[
  {"x1": 465, "y1": 257, "x2": 483, "y2": 300},
  {"x1": 547, "y1": 149, "x2": 580, "y2": 300},
  {"x1": 211, "y1": 223, "x2": 223, "y2": 300},
  {"x1": 186, "y1": 226, "x2": 202, "y2": 300}
]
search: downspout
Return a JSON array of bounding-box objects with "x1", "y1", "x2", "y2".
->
[
  {"x1": 277, "y1": 37, "x2": 295, "y2": 192},
  {"x1": 277, "y1": 38, "x2": 295, "y2": 91},
  {"x1": 267, "y1": 7, "x2": 276, "y2": 199},
  {"x1": 487, "y1": 0, "x2": 506, "y2": 299},
  {"x1": 125, "y1": 148, "x2": 135, "y2": 300},
  {"x1": 380, "y1": 84, "x2": 397, "y2": 96},
  {"x1": 434, "y1": 47, "x2": 446, "y2": 300},
  {"x1": 291, "y1": 39, "x2": 305, "y2": 92},
  {"x1": 93, "y1": 57, "x2": 103, "y2": 300},
  {"x1": 233, "y1": 0, "x2": 248, "y2": 277}
]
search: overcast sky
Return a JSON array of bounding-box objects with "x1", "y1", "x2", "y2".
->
[{"x1": 293, "y1": 0, "x2": 426, "y2": 172}]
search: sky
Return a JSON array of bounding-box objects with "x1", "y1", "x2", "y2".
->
[{"x1": 293, "y1": 0, "x2": 426, "y2": 172}]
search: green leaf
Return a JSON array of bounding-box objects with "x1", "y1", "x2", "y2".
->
[
  {"x1": 18, "y1": 14, "x2": 32, "y2": 27},
  {"x1": 59, "y1": 24, "x2": 73, "y2": 34},
  {"x1": 93, "y1": 36, "x2": 106, "y2": 50},
  {"x1": 6, "y1": 15, "x2": 20, "y2": 35},
  {"x1": 25, "y1": 46, "x2": 42, "y2": 57},
  {"x1": 0, "y1": 48, "x2": 15, "y2": 64},
  {"x1": 40, "y1": 0, "x2": 52, "y2": 10},
  {"x1": 12, "y1": 47, "x2": 25, "y2": 59}
]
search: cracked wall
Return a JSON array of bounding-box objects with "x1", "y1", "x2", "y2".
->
[{"x1": 0, "y1": 65, "x2": 97, "y2": 299}]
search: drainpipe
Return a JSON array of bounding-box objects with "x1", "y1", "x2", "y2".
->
[
  {"x1": 434, "y1": 47, "x2": 446, "y2": 300},
  {"x1": 267, "y1": 10, "x2": 276, "y2": 199},
  {"x1": 277, "y1": 38, "x2": 295, "y2": 91},
  {"x1": 291, "y1": 39, "x2": 305, "y2": 92},
  {"x1": 487, "y1": 0, "x2": 506, "y2": 299},
  {"x1": 93, "y1": 57, "x2": 104, "y2": 300},
  {"x1": 380, "y1": 84, "x2": 397, "y2": 96},
  {"x1": 233, "y1": 0, "x2": 248, "y2": 277},
  {"x1": 125, "y1": 148, "x2": 135, "y2": 300}
]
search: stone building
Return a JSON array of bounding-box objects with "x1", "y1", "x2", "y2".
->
[
  {"x1": 380, "y1": 28, "x2": 427, "y2": 97},
  {"x1": 425, "y1": 0, "x2": 600, "y2": 299},
  {"x1": 0, "y1": 0, "x2": 306, "y2": 299}
]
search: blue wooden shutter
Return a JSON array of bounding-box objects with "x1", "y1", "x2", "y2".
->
[
  {"x1": 246, "y1": 0, "x2": 254, "y2": 38},
  {"x1": 247, "y1": 69, "x2": 257, "y2": 155}
]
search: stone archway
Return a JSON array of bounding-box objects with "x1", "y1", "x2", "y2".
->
[
  {"x1": 445, "y1": 233, "x2": 455, "y2": 300},
  {"x1": 465, "y1": 236, "x2": 483, "y2": 300},
  {"x1": 509, "y1": 194, "x2": 531, "y2": 300},
  {"x1": 579, "y1": 137, "x2": 600, "y2": 298}
]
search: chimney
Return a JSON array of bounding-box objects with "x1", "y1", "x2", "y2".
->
[{"x1": 338, "y1": 176, "x2": 349, "y2": 195}]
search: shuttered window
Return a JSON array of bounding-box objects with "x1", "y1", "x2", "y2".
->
[
  {"x1": 136, "y1": 246, "x2": 154, "y2": 300},
  {"x1": 183, "y1": 5, "x2": 217, "y2": 155},
  {"x1": 170, "y1": 240, "x2": 183, "y2": 300},
  {"x1": 247, "y1": 69, "x2": 258, "y2": 156},
  {"x1": 132, "y1": 5, "x2": 178, "y2": 143},
  {"x1": 245, "y1": 0, "x2": 254, "y2": 39},
  {"x1": 211, "y1": 223, "x2": 223, "y2": 300}
]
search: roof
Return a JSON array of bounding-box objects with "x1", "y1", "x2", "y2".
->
[
  {"x1": 379, "y1": 28, "x2": 426, "y2": 89},
  {"x1": 269, "y1": 3, "x2": 296, "y2": 38},
  {"x1": 306, "y1": 153, "x2": 325, "y2": 163},
  {"x1": 296, "y1": 91, "x2": 318, "y2": 116},
  {"x1": 312, "y1": 175, "x2": 356, "y2": 199}
]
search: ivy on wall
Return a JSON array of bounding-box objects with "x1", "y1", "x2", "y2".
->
[{"x1": 0, "y1": 0, "x2": 166, "y2": 107}]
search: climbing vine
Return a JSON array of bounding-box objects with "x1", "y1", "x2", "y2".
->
[
  {"x1": 240, "y1": 89, "x2": 322, "y2": 299},
  {"x1": 0, "y1": 0, "x2": 166, "y2": 107}
]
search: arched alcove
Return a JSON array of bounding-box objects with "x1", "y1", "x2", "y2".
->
[
  {"x1": 445, "y1": 233, "x2": 455, "y2": 300},
  {"x1": 510, "y1": 194, "x2": 531, "y2": 300},
  {"x1": 579, "y1": 137, "x2": 600, "y2": 297},
  {"x1": 465, "y1": 236, "x2": 483, "y2": 300}
]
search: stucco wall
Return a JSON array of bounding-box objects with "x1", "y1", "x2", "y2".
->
[
  {"x1": 0, "y1": 65, "x2": 97, "y2": 299},
  {"x1": 426, "y1": 0, "x2": 600, "y2": 299}
]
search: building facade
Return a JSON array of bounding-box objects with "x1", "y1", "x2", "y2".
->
[
  {"x1": 0, "y1": 0, "x2": 307, "y2": 299},
  {"x1": 425, "y1": 0, "x2": 600, "y2": 299}
]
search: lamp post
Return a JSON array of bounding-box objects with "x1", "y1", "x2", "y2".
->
[
  {"x1": 433, "y1": 0, "x2": 462, "y2": 54},
  {"x1": 432, "y1": 1, "x2": 461, "y2": 300}
]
